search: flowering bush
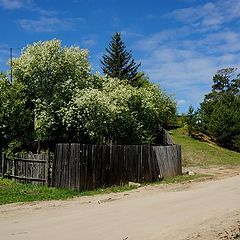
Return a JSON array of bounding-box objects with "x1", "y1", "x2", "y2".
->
[
  {"x1": 63, "y1": 77, "x2": 176, "y2": 144},
  {"x1": 12, "y1": 39, "x2": 93, "y2": 144}
]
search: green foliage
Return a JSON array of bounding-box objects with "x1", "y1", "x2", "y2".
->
[
  {"x1": 131, "y1": 72, "x2": 152, "y2": 88},
  {"x1": 199, "y1": 68, "x2": 240, "y2": 151},
  {"x1": 206, "y1": 93, "x2": 240, "y2": 149},
  {"x1": 212, "y1": 68, "x2": 240, "y2": 94},
  {"x1": 186, "y1": 105, "x2": 198, "y2": 137},
  {"x1": 0, "y1": 74, "x2": 34, "y2": 151},
  {"x1": 13, "y1": 39, "x2": 91, "y2": 104},
  {"x1": 101, "y1": 32, "x2": 143, "y2": 85},
  {"x1": 63, "y1": 77, "x2": 177, "y2": 144},
  {"x1": 12, "y1": 39, "x2": 92, "y2": 147}
]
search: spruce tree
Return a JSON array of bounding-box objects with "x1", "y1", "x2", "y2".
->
[{"x1": 101, "y1": 32, "x2": 143, "y2": 85}]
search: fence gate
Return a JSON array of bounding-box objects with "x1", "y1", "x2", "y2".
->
[{"x1": 1, "y1": 152, "x2": 50, "y2": 185}]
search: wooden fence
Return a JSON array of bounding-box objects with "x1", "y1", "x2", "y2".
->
[
  {"x1": 1, "y1": 152, "x2": 50, "y2": 185},
  {"x1": 52, "y1": 144, "x2": 182, "y2": 191},
  {"x1": 0, "y1": 151, "x2": 4, "y2": 177}
]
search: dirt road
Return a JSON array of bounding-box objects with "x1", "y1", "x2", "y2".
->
[{"x1": 0, "y1": 174, "x2": 240, "y2": 240}]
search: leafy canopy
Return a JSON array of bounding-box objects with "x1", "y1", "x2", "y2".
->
[
  {"x1": 199, "y1": 68, "x2": 240, "y2": 151},
  {"x1": 12, "y1": 39, "x2": 93, "y2": 146},
  {"x1": 0, "y1": 73, "x2": 33, "y2": 151}
]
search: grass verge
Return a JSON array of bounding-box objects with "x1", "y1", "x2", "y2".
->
[
  {"x1": 171, "y1": 128, "x2": 240, "y2": 167},
  {"x1": 0, "y1": 174, "x2": 209, "y2": 205},
  {"x1": 0, "y1": 178, "x2": 137, "y2": 205}
]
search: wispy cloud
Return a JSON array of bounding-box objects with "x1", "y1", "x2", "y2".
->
[
  {"x1": 135, "y1": 27, "x2": 190, "y2": 51},
  {"x1": 139, "y1": 39, "x2": 240, "y2": 104},
  {"x1": 120, "y1": 29, "x2": 143, "y2": 38},
  {"x1": 0, "y1": 0, "x2": 57, "y2": 15},
  {"x1": 0, "y1": 0, "x2": 86, "y2": 33},
  {"x1": 18, "y1": 17, "x2": 85, "y2": 33},
  {"x1": 0, "y1": 0, "x2": 26, "y2": 9},
  {"x1": 81, "y1": 38, "x2": 97, "y2": 47},
  {"x1": 177, "y1": 99, "x2": 186, "y2": 107},
  {"x1": 29, "y1": 6, "x2": 57, "y2": 16},
  {"x1": 0, "y1": 0, "x2": 57, "y2": 14},
  {"x1": 201, "y1": 31, "x2": 240, "y2": 54},
  {"x1": 166, "y1": 0, "x2": 240, "y2": 31}
]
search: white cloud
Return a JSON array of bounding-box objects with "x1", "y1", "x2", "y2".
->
[
  {"x1": 0, "y1": 0, "x2": 24, "y2": 9},
  {"x1": 201, "y1": 31, "x2": 240, "y2": 54},
  {"x1": 166, "y1": 0, "x2": 240, "y2": 31},
  {"x1": 177, "y1": 99, "x2": 186, "y2": 105},
  {"x1": 135, "y1": 27, "x2": 190, "y2": 51},
  {"x1": 18, "y1": 17, "x2": 85, "y2": 33},
  {"x1": 29, "y1": 6, "x2": 56, "y2": 16},
  {"x1": 0, "y1": 0, "x2": 56, "y2": 14},
  {"x1": 18, "y1": 17, "x2": 65, "y2": 33},
  {"x1": 0, "y1": 0, "x2": 86, "y2": 33},
  {"x1": 120, "y1": 30, "x2": 143, "y2": 38},
  {"x1": 81, "y1": 38, "x2": 97, "y2": 47},
  {"x1": 141, "y1": 46, "x2": 240, "y2": 102}
]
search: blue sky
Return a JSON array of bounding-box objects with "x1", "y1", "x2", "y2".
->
[{"x1": 0, "y1": 0, "x2": 240, "y2": 113}]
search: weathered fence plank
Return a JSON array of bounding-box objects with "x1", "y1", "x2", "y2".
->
[
  {"x1": 1, "y1": 152, "x2": 6, "y2": 177},
  {"x1": 1, "y1": 152, "x2": 49, "y2": 185},
  {"x1": 52, "y1": 144, "x2": 182, "y2": 191}
]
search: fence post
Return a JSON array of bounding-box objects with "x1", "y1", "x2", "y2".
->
[
  {"x1": 45, "y1": 151, "x2": 50, "y2": 186},
  {"x1": 1, "y1": 152, "x2": 5, "y2": 176},
  {"x1": 12, "y1": 156, "x2": 15, "y2": 177},
  {"x1": 51, "y1": 147, "x2": 57, "y2": 187}
]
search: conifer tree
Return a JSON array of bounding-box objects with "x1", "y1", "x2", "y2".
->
[{"x1": 101, "y1": 32, "x2": 143, "y2": 85}]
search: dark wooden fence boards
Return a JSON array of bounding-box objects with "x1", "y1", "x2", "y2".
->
[
  {"x1": 1, "y1": 152, "x2": 50, "y2": 185},
  {"x1": 52, "y1": 144, "x2": 182, "y2": 191},
  {"x1": 0, "y1": 152, "x2": 5, "y2": 177}
]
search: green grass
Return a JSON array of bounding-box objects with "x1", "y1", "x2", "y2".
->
[
  {"x1": 0, "y1": 178, "x2": 137, "y2": 205},
  {"x1": 171, "y1": 128, "x2": 240, "y2": 167},
  {"x1": 0, "y1": 174, "x2": 210, "y2": 205}
]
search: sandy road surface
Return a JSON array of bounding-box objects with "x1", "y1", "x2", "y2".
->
[{"x1": 0, "y1": 174, "x2": 240, "y2": 240}]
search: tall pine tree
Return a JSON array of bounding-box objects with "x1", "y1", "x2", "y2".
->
[{"x1": 101, "y1": 32, "x2": 143, "y2": 85}]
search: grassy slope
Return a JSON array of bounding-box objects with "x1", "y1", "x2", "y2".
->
[{"x1": 171, "y1": 128, "x2": 240, "y2": 167}]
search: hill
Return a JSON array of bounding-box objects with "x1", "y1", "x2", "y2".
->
[{"x1": 170, "y1": 128, "x2": 240, "y2": 167}]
